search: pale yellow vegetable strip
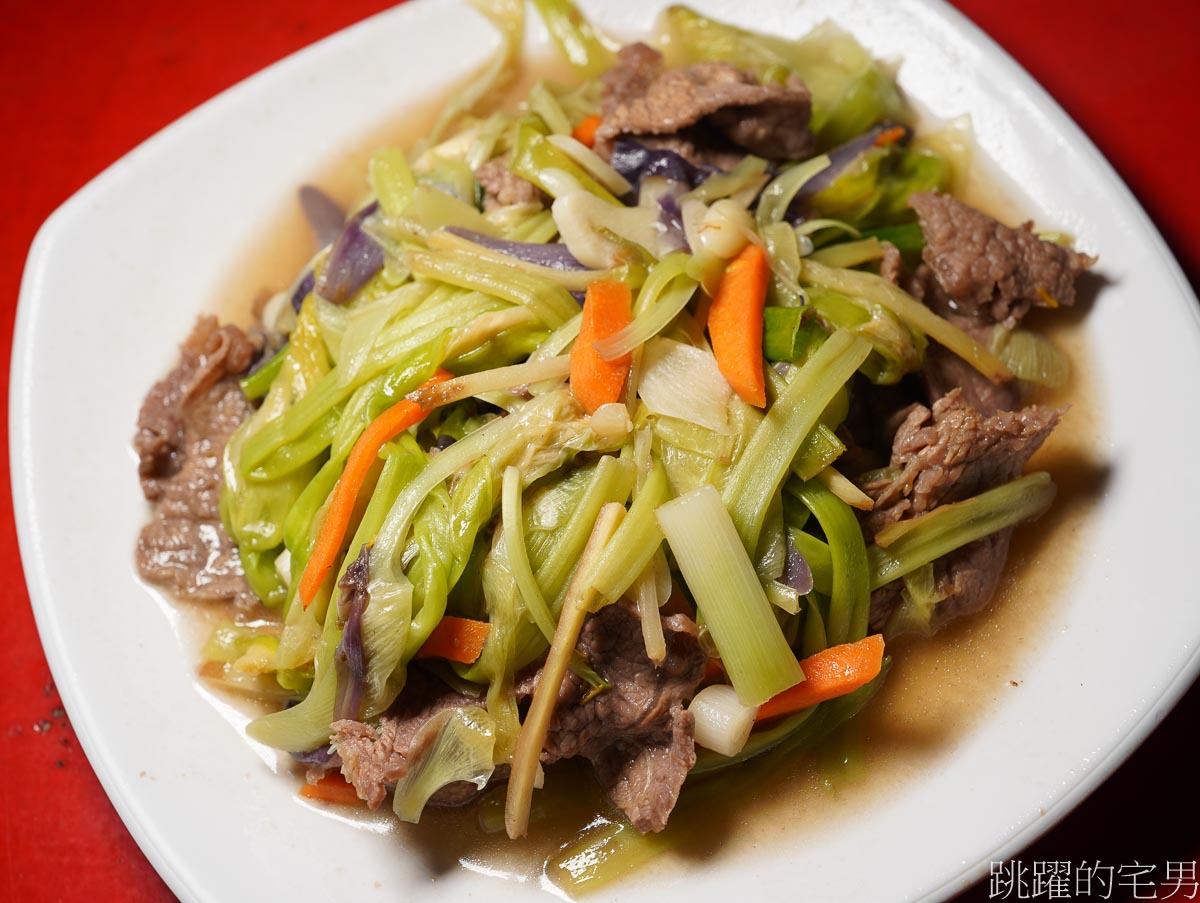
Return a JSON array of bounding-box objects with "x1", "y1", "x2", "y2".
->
[
  {"x1": 501, "y1": 466, "x2": 558, "y2": 645},
  {"x1": 406, "y1": 356, "x2": 570, "y2": 408},
  {"x1": 505, "y1": 502, "x2": 626, "y2": 839},
  {"x1": 799, "y1": 259, "x2": 1013, "y2": 382},
  {"x1": 815, "y1": 465, "x2": 874, "y2": 511},
  {"x1": 634, "y1": 553, "x2": 667, "y2": 665}
]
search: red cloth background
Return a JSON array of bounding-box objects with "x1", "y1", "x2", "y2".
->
[{"x1": 2, "y1": 2, "x2": 1197, "y2": 900}]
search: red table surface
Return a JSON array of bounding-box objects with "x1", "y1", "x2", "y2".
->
[{"x1": 3, "y1": 2, "x2": 1198, "y2": 900}]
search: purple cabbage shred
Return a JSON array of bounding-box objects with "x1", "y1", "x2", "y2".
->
[
  {"x1": 443, "y1": 226, "x2": 587, "y2": 271},
  {"x1": 290, "y1": 269, "x2": 316, "y2": 312},
  {"x1": 610, "y1": 140, "x2": 711, "y2": 194},
  {"x1": 316, "y1": 201, "x2": 384, "y2": 306},
  {"x1": 787, "y1": 123, "x2": 910, "y2": 221},
  {"x1": 298, "y1": 185, "x2": 347, "y2": 249},
  {"x1": 290, "y1": 744, "x2": 337, "y2": 767},
  {"x1": 332, "y1": 546, "x2": 371, "y2": 723},
  {"x1": 782, "y1": 530, "x2": 815, "y2": 596}
]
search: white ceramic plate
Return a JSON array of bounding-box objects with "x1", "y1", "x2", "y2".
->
[{"x1": 12, "y1": 1, "x2": 1200, "y2": 900}]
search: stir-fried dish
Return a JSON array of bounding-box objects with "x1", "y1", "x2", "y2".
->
[{"x1": 133, "y1": 0, "x2": 1095, "y2": 888}]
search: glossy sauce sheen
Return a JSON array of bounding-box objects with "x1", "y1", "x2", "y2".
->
[{"x1": 196, "y1": 56, "x2": 1104, "y2": 894}]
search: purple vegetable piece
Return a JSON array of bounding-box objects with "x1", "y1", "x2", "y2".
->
[
  {"x1": 797, "y1": 124, "x2": 905, "y2": 199},
  {"x1": 290, "y1": 744, "x2": 337, "y2": 766},
  {"x1": 443, "y1": 226, "x2": 587, "y2": 271},
  {"x1": 332, "y1": 546, "x2": 371, "y2": 723},
  {"x1": 316, "y1": 201, "x2": 384, "y2": 305},
  {"x1": 290, "y1": 269, "x2": 316, "y2": 312},
  {"x1": 656, "y1": 192, "x2": 689, "y2": 254},
  {"x1": 782, "y1": 530, "x2": 814, "y2": 596},
  {"x1": 610, "y1": 140, "x2": 710, "y2": 193},
  {"x1": 298, "y1": 185, "x2": 346, "y2": 249}
]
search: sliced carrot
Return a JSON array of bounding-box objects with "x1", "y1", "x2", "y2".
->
[
  {"x1": 874, "y1": 125, "x2": 908, "y2": 147},
  {"x1": 297, "y1": 369, "x2": 453, "y2": 609},
  {"x1": 299, "y1": 773, "x2": 364, "y2": 807},
  {"x1": 701, "y1": 657, "x2": 726, "y2": 686},
  {"x1": 571, "y1": 114, "x2": 602, "y2": 149},
  {"x1": 707, "y1": 242, "x2": 768, "y2": 408},
  {"x1": 755, "y1": 634, "x2": 885, "y2": 722},
  {"x1": 414, "y1": 616, "x2": 491, "y2": 664},
  {"x1": 570, "y1": 280, "x2": 633, "y2": 414}
]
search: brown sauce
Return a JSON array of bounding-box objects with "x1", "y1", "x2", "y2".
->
[{"x1": 185, "y1": 54, "x2": 1107, "y2": 897}]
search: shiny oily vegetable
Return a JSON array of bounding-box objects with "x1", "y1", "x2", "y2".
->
[{"x1": 130, "y1": 0, "x2": 1093, "y2": 889}]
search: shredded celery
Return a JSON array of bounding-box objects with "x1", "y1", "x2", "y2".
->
[{"x1": 722, "y1": 329, "x2": 872, "y2": 554}]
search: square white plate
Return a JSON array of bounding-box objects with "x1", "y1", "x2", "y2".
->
[{"x1": 12, "y1": 1, "x2": 1200, "y2": 901}]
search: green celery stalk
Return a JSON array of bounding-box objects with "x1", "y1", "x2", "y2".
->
[
  {"x1": 792, "y1": 421, "x2": 846, "y2": 481},
  {"x1": 588, "y1": 458, "x2": 672, "y2": 604},
  {"x1": 755, "y1": 155, "x2": 831, "y2": 230},
  {"x1": 806, "y1": 236, "x2": 884, "y2": 269},
  {"x1": 529, "y1": 0, "x2": 615, "y2": 76},
  {"x1": 869, "y1": 472, "x2": 1057, "y2": 589},
  {"x1": 407, "y1": 246, "x2": 579, "y2": 327},
  {"x1": 801, "y1": 259, "x2": 1011, "y2": 382},
  {"x1": 722, "y1": 329, "x2": 871, "y2": 554},
  {"x1": 793, "y1": 479, "x2": 870, "y2": 645},
  {"x1": 246, "y1": 614, "x2": 340, "y2": 752},
  {"x1": 369, "y1": 147, "x2": 416, "y2": 218},
  {"x1": 512, "y1": 455, "x2": 636, "y2": 669},
  {"x1": 861, "y1": 222, "x2": 925, "y2": 253},
  {"x1": 509, "y1": 118, "x2": 621, "y2": 205},
  {"x1": 238, "y1": 344, "x2": 287, "y2": 400},
  {"x1": 657, "y1": 485, "x2": 804, "y2": 707}
]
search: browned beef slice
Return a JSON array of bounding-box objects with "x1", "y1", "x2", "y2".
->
[
  {"x1": 861, "y1": 390, "x2": 1061, "y2": 630},
  {"x1": 594, "y1": 43, "x2": 813, "y2": 161},
  {"x1": 533, "y1": 606, "x2": 707, "y2": 833},
  {"x1": 922, "y1": 344, "x2": 1021, "y2": 416},
  {"x1": 879, "y1": 240, "x2": 903, "y2": 285},
  {"x1": 331, "y1": 670, "x2": 485, "y2": 809},
  {"x1": 862, "y1": 389, "x2": 1062, "y2": 535},
  {"x1": 475, "y1": 158, "x2": 544, "y2": 210},
  {"x1": 905, "y1": 264, "x2": 1021, "y2": 414},
  {"x1": 135, "y1": 316, "x2": 257, "y2": 606},
  {"x1": 909, "y1": 191, "x2": 1095, "y2": 327}
]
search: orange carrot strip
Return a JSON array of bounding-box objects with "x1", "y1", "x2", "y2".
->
[
  {"x1": 571, "y1": 114, "x2": 602, "y2": 149},
  {"x1": 414, "y1": 616, "x2": 491, "y2": 664},
  {"x1": 755, "y1": 634, "x2": 885, "y2": 722},
  {"x1": 297, "y1": 369, "x2": 453, "y2": 609},
  {"x1": 874, "y1": 125, "x2": 907, "y2": 147},
  {"x1": 707, "y1": 242, "x2": 769, "y2": 408},
  {"x1": 299, "y1": 773, "x2": 364, "y2": 807},
  {"x1": 570, "y1": 280, "x2": 632, "y2": 414}
]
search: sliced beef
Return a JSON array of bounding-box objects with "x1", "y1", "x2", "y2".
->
[
  {"x1": 879, "y1": 240, "x2": 903, "y2": 285},
  {"x1": 475, "y1": 158, "x2": 544, "y2": 210},
  {"x1": 921, "y1": 344, "x2": 1021, "y2": 416},
  {"x1": 863, "y1": 389, "x2": 1062, "y2": 535},
  {"x1": 527, "y1": 605, "x2": 707, "y2": 833},
  {"x1": 332, "y1": 669, "x2": 486, "y2": 809},
  {"x1": 860, "y1": 389, "x2": 1061, "y2": 630},
  {"x1": 594, "y1": 43, "x2": 813, "y2": 163},
  {"x1": 905, "y1": 263, "x2": 1021, "y2": 415},
  {"x1": 909, "y1": 190, "x2": 1095, "y2": 328},
  {"x1": 135, "y1": 317, "x2": 257, "y2": 607}
]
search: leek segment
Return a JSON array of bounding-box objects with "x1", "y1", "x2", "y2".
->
[{"x1": 657, "y1": 485, "x2": 804, "y2": 707}]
